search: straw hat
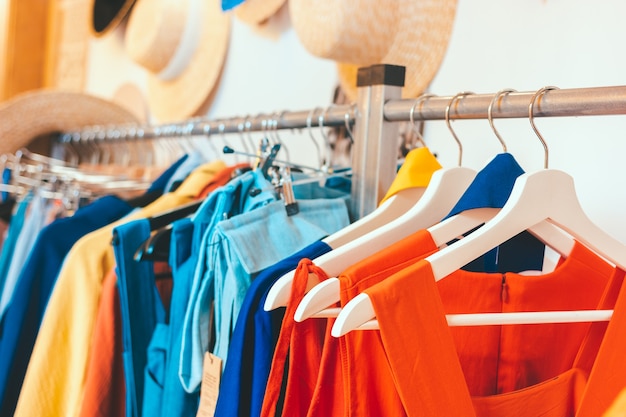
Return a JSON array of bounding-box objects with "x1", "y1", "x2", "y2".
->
[
  {"x1": 235, "y1": 0, "x2": 290, "y2": 40},
  {"x1": 290, "y1": 0, "x2": 457, "y2": 101},
  {"x1": 0, "y1": 90, "x2": 140, "y2": 155},
  {"x1": 125, "y1": 0, "x2": 231, "y2": 122},
  {"x1": 112, "y1": 83, "x2": 150, "y2": 123},
  {"x1": 234, "y1": 0, "x2": 287, "y2": 28},
  {"x1": 91, "y1": 0, "x2": 137, "y2": 36}
]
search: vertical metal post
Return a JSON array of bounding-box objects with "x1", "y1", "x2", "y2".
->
[{"x1": 349, "y1": 64, "x2": 405, "y2": 220}]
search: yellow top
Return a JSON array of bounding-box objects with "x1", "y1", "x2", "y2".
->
[
  {"x1": 379, "y1": 147, "x2": 442, "y2": 205},
  {"x1": 14, "y1": 160, "x2": 226, "y2": 417}
]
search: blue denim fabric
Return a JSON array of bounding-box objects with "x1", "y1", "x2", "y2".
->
[
  {"x1": 0, "y1": 192, "x2": 49, "y2": 318},
  {"x1": 210, "y1": 198, "x2": 350, "y2": 362},
  {"x1": 179, "y1": 171, "x2": 276, "y2": 393},
  {"x1": 0, "y1": 194, "x2": 31, "y2": 296},
  {"x1": 1, "y1": 168, "x2": 11, "y2": 202},
  {"x1": 142, "y1": 218, "x2": 200, "y2": 417},
  {"x1": 113, "y1": 219, "x2": 165, "y2": 417},
  {"x1": 214, "y1": 240, "x2": 332, "y2": 417},
  {"x1": 179, "y1": 171, "x2": 351, "y2": 393}
]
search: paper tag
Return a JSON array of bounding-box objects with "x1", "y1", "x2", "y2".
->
[{"x1": 196, "y1": 352, "x2": 222, "y2": 417}]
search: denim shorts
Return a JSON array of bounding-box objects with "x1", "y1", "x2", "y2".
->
[{"x1": 179, "y1": 197, "x2": 349, "y2": 393}]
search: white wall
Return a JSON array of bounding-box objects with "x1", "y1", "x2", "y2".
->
[{"x1": 86, "y1": 0, "x2": 626, "y2": 242}]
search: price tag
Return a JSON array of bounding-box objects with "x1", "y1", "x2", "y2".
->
[{"x1": 196, "y1": 352, "x2": 222, "y2": 417}]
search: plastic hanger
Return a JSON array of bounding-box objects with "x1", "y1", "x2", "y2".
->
[
  {"x1": 133, "y1": 201, "x2": 202, "y2": 262},
  {"x1": 294, "y1": 91, "x2": 574, "y2": 321},
  {"x1": 264, "y1": 93, "x2": 479, "y2": 311},
  {"x1": 332, "y1": 86, "x2": 626, "y2": 336},
  {"x1": 425, "y1": 89, "x2": 575, "y2": 261},
  {"x1": 323, "y1": 95, "x2": 440, "y2": 250}
]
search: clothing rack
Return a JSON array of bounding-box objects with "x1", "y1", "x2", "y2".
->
[
  {"x1": 60, "y1": 64, "x2": 626, "y2": 221},
  {"x1": 384, "y1": 85, "x2": 626, "y2": 121},
  {"x1": 59, "y1": 106, "x2": 356, "y2": 141}
]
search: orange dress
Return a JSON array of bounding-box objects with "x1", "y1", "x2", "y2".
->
[
  {"x1": 366, "y1": 242, "x2": 626, "y2": 416},
  {"x1": 306, "y1": 229, "x2": 439, "y2": 417}
]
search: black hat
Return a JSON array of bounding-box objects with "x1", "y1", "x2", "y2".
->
[{"x1": 92, "y1": 0, "x2": 136, "y2": 36}]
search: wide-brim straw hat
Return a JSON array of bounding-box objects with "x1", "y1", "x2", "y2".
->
[
  {"x1": 0, "y1": 90, "x2": 140, "y2": 156},
  {"x1": 234, "y1": 0, "x2": 287, "y2": 27},
  {"x1": 91, "y1": 0, "x2": 137, "y2": 37},
  {"x1": 125, "y1": 0, "x2": 231, "y2": 122},
  {"x1": 290, "y1": 0, "x2": 457, "y2": 101}
]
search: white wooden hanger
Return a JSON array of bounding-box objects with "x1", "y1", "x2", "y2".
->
[
  {"x1": 296, "y1": 208, "x2": 576, "y2": 321},
  {"x1": 323, "y1": 96, "x2": 442, "y2": 250},
  {"x1": 294, "y1": 90, "x2": 575, "y2": 322},
  {"x1": 332, "y1": 87, "x2": 626, "y2": 336},
  {"x1": 263, "y1": 94, "x2": 477, "y2": 311},
  {"x1": 263, "y1": 166, "x2": 477, "y2": 310},
  {"x1": 322, "y1": 151, "x2": 430, "y2": 250}
]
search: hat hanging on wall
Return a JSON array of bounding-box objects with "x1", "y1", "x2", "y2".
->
[
  {"x1": 125, "y1": 0, "x2": 231, "y2": 122},
  {"x1": 112, "y1": 83, "x2": 150, "y2": 123},
  {"x1": 91, "y1": 0, "x2": 137, "y2": 37},
  {"x1": 289, "y1": 0, "x2": 458, "y2": 101},
  {"x1": 0, "y1": 90, "x2": 140, "y2": 156},
  {"x1": 232, "y1": 0, "x2": 286, "y2": 28},
  {"x1": 235, "y1": 0, "x2": 290, "y2": 40}
]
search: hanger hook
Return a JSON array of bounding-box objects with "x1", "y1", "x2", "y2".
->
[
  {"x1": 203, "y1": 122, "x2": 219, "y2": 159},
  {"x1": 272, "y1": 111, "x2": 290, "y2": 162},
  {"x1": 529, "y1": 86, "x2": 559, "y2": 169},
  {"x1": 237, "y1": 117, "x2": 252, "y2": 154},
  {"x1": 306, "y1": 107, "x2": 324, "y2": 170},
  {"x1": 261, "y1": 116, "x2": 269, "y2": 143},
  {"x1": 487, "y1": 88, "x2": 517, "y2": 153},
  {"x1": 219, "y1": 121, "x2": 238, "y2": 162},
  {"x1": 343, "y1": 104, "x2": 356, "y2": 145},
  {"x1": 319, "y1": 106, "x2": 333, "y2": 173},
  {"x1": 244, "y1": 115, "x2": 257, "y2": 152},
  {"x1": 409, "y1": 93, "x2": 436, "y2": 148},
  {"x1": 445, "y1": 91, "x2": 474, "y2": 166}
]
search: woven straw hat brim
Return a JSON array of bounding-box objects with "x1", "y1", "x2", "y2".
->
[
  {"x1": 127, "y1": 0, "x2": 231, "y2": 122},
  {"x1": 290, "y1": 0, "x2": 457, "y2": 101},
  {"x1": 290, "y1": 0, "x2": 400, "y2": 64},
  {"x1": 91, "y1": 0, "x2": 137, "y2": 37},
  {"x1": 338, "y1": 0, "x2": 457, "y2": 100},
  {"x1": 0, "y1": 90, "x2": 140, "y2": 155},
  {"x1": 235, "y1": 0, "x2": 287, "y2": 25}
]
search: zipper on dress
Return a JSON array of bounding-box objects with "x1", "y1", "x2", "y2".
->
[{"x1": 501, "y1": 274, "x2": 509, "y2": 303}]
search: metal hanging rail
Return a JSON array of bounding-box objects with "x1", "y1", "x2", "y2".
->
[
  {"x1": 383, "y1": 85, "x2": 626, "y2": 121},
  {"x1": 352, "y1": 74, "x2": 626, "y2": 220},
  {"x1": 59, "y1": 105, "x2": 356, "y2": 143},
  {"x1": 56, "y1": 62, "x2": 626, "y2": 221}
]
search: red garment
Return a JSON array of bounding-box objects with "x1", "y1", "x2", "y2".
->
[
  {"x1": 79, "y1": 268, "x2": 125, "y2": 417},
  {"x1": 367, "y1": 242, "x2": 625, "y2": 416},
  {"x1": 261, "y1": 260, "x2": 331, "y2": 417},
  {"x1": 307, "y1": 230, "x2": 439, "y2": 417},
  {"x1": 78, "y1": 262, "x2": 173, "y2": 417},
  {"x1": 307, "y1": 229, "x2": 503, "y2": 415}
]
